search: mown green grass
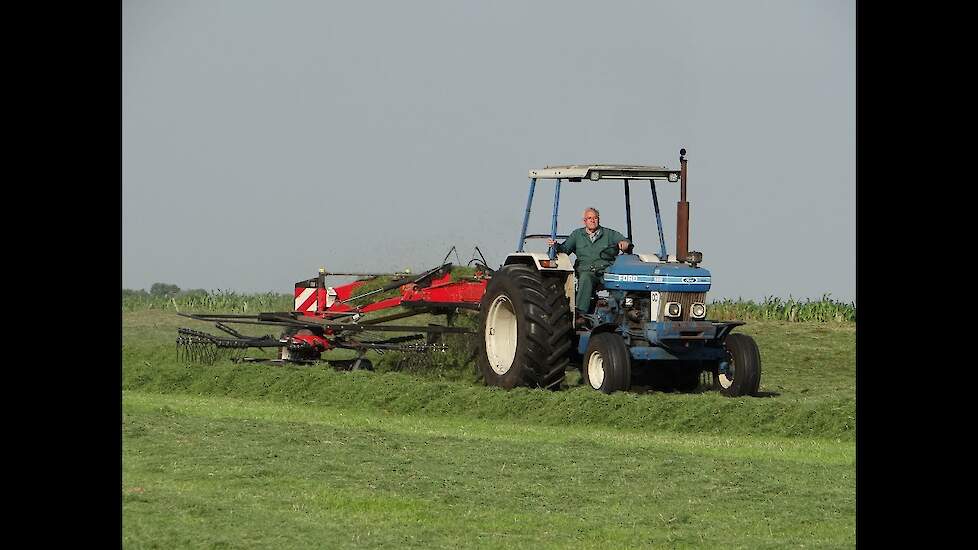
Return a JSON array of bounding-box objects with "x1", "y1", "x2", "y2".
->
[
  {"x1": 123, "y1": 392, "x2": 854, "y2": 549},
  {"x1": 123, "y1": 307, "x2": 855, "y2": 548},
  {"x1": 126, "y1": 309, "x2": 854, "y2": 439}
]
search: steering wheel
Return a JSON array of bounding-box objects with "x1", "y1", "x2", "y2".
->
[
  {"x1": 524, "y1": 234, "x2": 569, "y2": 243},
  {"x1": 523, "y1": 234, "x2": 570, "y2": 257}
]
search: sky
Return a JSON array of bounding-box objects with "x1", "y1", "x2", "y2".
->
[{"x1": 123, "y1": 0, "x2": 855, "y2": 303}]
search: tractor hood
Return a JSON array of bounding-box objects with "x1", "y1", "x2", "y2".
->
[{"x1": 602, "y1": 254, "x2": 711, "y2": 292}]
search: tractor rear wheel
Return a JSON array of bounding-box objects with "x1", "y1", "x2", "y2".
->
[
  {"x1": 581, "y1": 332, "x2": 632, "y2": 394},
  {"x1": 714, "y1": 333, "x2": 762, "y2": 397},
  {"x1": 477, "y1": 265, "x2": 573, "y2": 390}
]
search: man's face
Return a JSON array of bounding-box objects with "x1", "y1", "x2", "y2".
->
[{"x1": 583, "y1": 211, "x2": 599, "y2": 232}]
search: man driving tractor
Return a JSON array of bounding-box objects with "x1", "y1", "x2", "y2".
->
[{"x1": 547, "y1": 207, "x2": 631, "y2": 326}]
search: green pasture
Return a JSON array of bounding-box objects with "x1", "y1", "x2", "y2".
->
[{"x1": 122, "y1": 304, "x2": 856, "y2": 548}]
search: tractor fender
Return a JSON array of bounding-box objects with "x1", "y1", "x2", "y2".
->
[
  {"x1": 504, "y1": 253, "x2": 575, "y2": 307},
  {"x1": 503, "y1": 252, "x2": 574, "y2": 272},
  {"x1": 711, "y1": 321, "x2": 747, "y2": 345},
  {"x1": 576, "y1": 323, "x2": 621, "y2": 356}
]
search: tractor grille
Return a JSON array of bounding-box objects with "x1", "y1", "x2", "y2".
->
[{"x1": 657, "y1": 291, "x2": 706, "y2": 321}]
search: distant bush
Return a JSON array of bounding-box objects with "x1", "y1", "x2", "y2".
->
[
  {"x1": 122, "y1": 288, "x2": 150, "y2": 299},
  {"x1": 150, "y1": 283, "x2": 181, "y2": 298}
]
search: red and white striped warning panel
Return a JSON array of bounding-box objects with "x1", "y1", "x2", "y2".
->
[
  {"x1": 294, "y1": 287, "x2": 319, "y2": 313},
  {"x1": 293, "y1": 286, "x2": 338, "y2": 312}
]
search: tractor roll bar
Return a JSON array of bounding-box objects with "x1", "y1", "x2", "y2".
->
[
  {"x1": 650, "y1": 180, "x2": 668, "y2": 260},
  {"x1": 517, "y1": 178, "x2": 536, "y2": 252},
  {"x1": 518, "y1": 153, "x2": 688, "y2": 261},
  {"x1": 548, "y1": 178, "x2": 561, "y2": 260}
]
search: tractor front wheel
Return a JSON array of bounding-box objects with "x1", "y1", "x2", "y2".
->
[
  {"x1": 477, "y1": 265, "x2": 572, "y2": 390},
  {"x1": 581, "y1": 332, "x2": 632, "y2": 394},
  {"x1": 714, "y1": 333, "x2": 762, "y2": 397}
]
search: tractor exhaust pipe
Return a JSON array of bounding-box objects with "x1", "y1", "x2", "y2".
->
[{"x1": 676, "y1": 148, "x2": 689, "y2": 261}]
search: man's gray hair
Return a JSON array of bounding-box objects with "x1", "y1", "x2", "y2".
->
[{"x1": 584, "y1": 207, "x2": 600, "y2": 218}]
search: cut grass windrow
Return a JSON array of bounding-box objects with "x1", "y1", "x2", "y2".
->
[
  {"x1": 123, "y1": 356, "x2": 854, "y2": 441},
  {"x1": 125, "y1": 309, "x2": 855, "y2": 441}
]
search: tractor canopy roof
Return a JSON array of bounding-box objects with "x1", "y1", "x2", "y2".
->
[{"x1": 528, "y1": 164, "x2": 679, "y2": 181}]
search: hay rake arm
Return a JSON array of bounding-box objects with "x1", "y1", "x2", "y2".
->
[{"x1": 176, "y1": 251, "x2": 490, "y2": 367}]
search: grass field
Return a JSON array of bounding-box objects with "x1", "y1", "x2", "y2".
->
[{"x1": 123, "y1": 307, "x2": 856, "y2": 548}]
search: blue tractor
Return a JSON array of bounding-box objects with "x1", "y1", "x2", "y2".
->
[{"x1": 476, "y1": 149, "x2": 761, "y2": 396}]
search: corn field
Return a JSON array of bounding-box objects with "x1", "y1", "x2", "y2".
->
[
  {"x1": 706, "y1": 294, "x2": 855, "y2": 323},
  {"x1": 122, "y1": 290, "x2": 294, "y2": 313},
  {"x1": 124, "y1": 287, "x2": 854, "y2": 323}
]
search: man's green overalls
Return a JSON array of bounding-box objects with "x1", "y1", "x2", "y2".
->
[{"x1": 553, "y1": 226, "x2": 627, "y2": 314}]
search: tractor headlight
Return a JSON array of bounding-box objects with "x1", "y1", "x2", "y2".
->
[
  {"x1": 691, "y1": 302, "x2": 706, "y2": 319},
  {"x1": 668, "y1": 172, "x2": 679, "y2": 182},
  {"x1": 665, "y1": 302, "x2": 682, "y2": 318},
  {"x1": 624, "y1": 297, "x2": 634, "y2": 307}
]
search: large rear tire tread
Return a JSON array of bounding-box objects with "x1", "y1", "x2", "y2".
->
[
  {"x1": 539, "y1": 275, "x2": 574, "y2": 389},
  {"x1": 477, "y1": 265, "x2": 574, "y2": 390}
]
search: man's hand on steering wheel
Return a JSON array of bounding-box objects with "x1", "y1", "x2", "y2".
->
[{"x1": 598, "y1": 240, "x2": 633, "y2": 261}]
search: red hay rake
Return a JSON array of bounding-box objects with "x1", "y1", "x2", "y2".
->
[{"x1": 177, "y1": 247, "x2": 493, "y2": 370}]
